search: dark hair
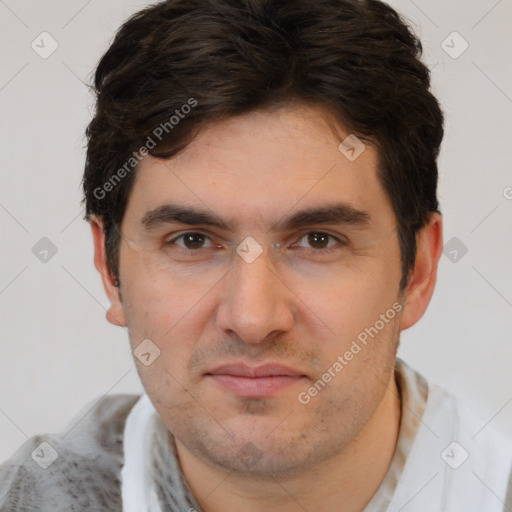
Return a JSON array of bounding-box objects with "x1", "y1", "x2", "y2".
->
[{"x1": 82, "y1": 0, "x2": 444, "y2": 291}]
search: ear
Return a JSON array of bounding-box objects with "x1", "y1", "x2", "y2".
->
[
  {"x1": 400, "y1": 213, "x2": 443, "y2": 330},
  {"x1": 89, "y1": 215, "x2": 127, "y2": 328}
]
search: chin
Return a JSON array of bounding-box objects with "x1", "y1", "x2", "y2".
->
[
  {"x1": 182, "y1": 418, "x2": 341, "y2": 479},
  {"x1": 196, "y1": 438, "x2": 313, "y2": 478}
]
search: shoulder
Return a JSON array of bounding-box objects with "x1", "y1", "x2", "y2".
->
[
  {"x1": 395, "y1": 359, "x2": 512, "y2": 511},
  {"x1": 0, "y1": 393, "x2": 140, "y2": 512},
  {"x1": 427, "y1": 381, "x2": 512, "y2": 473},
  {"x1": 397, "y1": 357, "x2": 512, "y2": 450}
]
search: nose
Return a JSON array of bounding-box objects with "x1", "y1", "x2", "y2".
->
[{"x1": 216, "y1": 243, "x2": 295, "y2": 346}]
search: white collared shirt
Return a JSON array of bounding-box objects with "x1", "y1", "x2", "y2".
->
[{"x1": 121, "y1": 358, "x2": 512, "y2": 511}]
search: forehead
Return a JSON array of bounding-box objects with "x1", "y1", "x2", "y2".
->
[{"x1": 122, "y1": 104, "x2": 394, "y2": 232}]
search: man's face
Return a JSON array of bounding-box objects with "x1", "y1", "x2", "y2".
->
[{"x1": 114, "y1": 104, "x2": 404, "y2": 475}]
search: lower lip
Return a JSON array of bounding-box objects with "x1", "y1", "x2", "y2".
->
[{"x1": 207, "y1": 374, "x2": 305, "y2": 398}]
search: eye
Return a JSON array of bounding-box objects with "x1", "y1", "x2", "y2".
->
[
  {"x1": 166, "y1": 231, "x2": 345, "y2": 254},
  {"x1": 168, "y1": 232, "x2": 214, "y2": 251},
  {"x1": 294, "y1": 232, "x2": 345, "y2": 253}
]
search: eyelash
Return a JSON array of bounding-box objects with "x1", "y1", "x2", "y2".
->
[{"x1": 165, "y1": 231, "x2": 346, "y2": 255}]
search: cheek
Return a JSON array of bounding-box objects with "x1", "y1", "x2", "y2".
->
[
  {"x1": 123, "y1": 262, "x2": 208, "y2": 334},
  {"x1": 140, "y1": 364, "x2": 199, "y2": 434},
  {"x1": 309, "y1": 266, "x2": 400, "y2": 340},
  {"x1": 122, "y1": 278, "x2": 205, "y2": 392}
]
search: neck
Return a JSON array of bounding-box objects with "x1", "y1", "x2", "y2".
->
[{"x1": 175, "y1": 372, "x2": 401, "y2": 512}]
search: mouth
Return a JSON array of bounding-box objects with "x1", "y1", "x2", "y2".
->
[{"x1": 205, "y1": 363, "x2": 307, "y2": 398}]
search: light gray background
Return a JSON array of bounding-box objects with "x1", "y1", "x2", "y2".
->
[{"x1": 1, "y1": 0, "x2": 511, "y2": 464}]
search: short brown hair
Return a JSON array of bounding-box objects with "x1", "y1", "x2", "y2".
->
[{"x1": 82, "y1": 0, "x2": 444, "y2": 291}]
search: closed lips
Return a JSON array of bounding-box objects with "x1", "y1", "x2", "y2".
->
[{"x1": 206, "y1": 363, "x2": 306, "y2": 378}]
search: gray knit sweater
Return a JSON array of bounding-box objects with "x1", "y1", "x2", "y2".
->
[{"x1": 0, "y1": 395, "x2": 139, "y2": 512}]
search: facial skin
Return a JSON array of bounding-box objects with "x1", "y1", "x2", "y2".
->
[{"x1": 91, "y1": 103, "x2": 442, "y2": 511}]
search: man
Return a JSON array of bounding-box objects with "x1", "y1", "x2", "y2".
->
[{"x1": 1, "y1": 0, "x2": 511, "y2": 510}]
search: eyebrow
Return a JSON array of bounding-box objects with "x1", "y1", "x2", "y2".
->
[{"x1": 140, "y1": 202, "x2": 371, "y2": 232}]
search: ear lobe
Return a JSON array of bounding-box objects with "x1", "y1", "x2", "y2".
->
[
  {"x1": 90, "y1": 215, "x2": 127, "y2": 328},
  {"x1": 400, "y1": 213, "x2": 443, "y2": 330}
]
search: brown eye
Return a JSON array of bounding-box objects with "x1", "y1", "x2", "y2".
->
[
  {"x1": 307, "y1": 232, "x2": 330, "y2": 249},
  {"x1": 169, "y1": 232, "x2": 212, "y2": 250},
  {"x1": 296, "y1": 232, "x2": 340, "y2": 251}
]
